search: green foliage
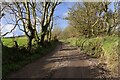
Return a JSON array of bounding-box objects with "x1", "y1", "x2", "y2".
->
[
  {"x1": 64, "y1": 38, "x2": 77, "y2": 46},
  {"x1": 61, "y1": 26, "x2": 79, "y2": 39},
  {"x1": 66, "y1": 36, "x2": 118, "y2": 59},
  {"x1": 51, "y1": 26, "x2": 62, "y2": 40},
  {"x1": 102, "y1": 36, "x2": 118, "y2": 54},
  {"x1": 108, "y1": 44, "x2": 118, "y2": 77},
  {"x1": 76, "y1": 37, "x2": 88, "y2": 47},
  {"x1": 100, "y1": 36, "x2": 119, "y2": 77},
  {"x1": 65, "y1": 2, "x2": 119, "y2": 38},
  {"x1": 65, "y1": 37, "x2": 104, "y2": 58},
  {"x1": 76, "y1": 37, "x2": 102, "y2": 58},
  {"x1": 82, "y1": 37, "x2": 104, "y2": 58}
]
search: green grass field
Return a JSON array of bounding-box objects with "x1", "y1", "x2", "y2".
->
[{"x1": 2, "y1": 37, "x2": 27, "y2": 47}]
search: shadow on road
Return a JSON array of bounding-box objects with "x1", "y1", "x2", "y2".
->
[
  {"x1": 46, "y1": 53, "x2": 90, "y2": 63},
  {"x1": 6, "y1": 42, "x2": 106, "y2": 79},
  {"x1": 59, "y1": 47, "x2": 78, "y2": 51},
  {"x1": 49, "y1": 66, "x2": 102, "y2": 78}
]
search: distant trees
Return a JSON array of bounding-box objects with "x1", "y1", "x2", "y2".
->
[
  {"x1": 52, "y1": 26, "x2": 62, "y2": 40},
  {"x1": 61, "y1": 26, "x2": 79, "y2": 39}
]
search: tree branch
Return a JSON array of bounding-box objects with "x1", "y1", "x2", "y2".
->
[{"x1": 2, "y1": 18, "x2": 21, "y2": 37}]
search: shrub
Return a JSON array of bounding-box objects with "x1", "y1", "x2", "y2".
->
[
  {"x1": 79, "y1": 37, "x2": 104, "y2": 58},
  {"x1": 76, "y1": 37, "x2": 88, "y2": 49}
]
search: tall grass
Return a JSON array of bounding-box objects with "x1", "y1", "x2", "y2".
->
[{"x1": 100, "y1": 36, "x2": 119, "y2": 77}]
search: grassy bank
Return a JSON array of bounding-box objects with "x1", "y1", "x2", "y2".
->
[
  {"x1": 2, "y1": 39, "x2": 59, "y2": 78},
  {"x1": 101, "y1": 36, "x2": 118, "y2": 77},
  {"x1": 64, "y1": 36, "x2": 119, "y2": 77}
]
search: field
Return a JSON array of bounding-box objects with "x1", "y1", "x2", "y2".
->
[{"x1": 2, "y1": 37, "x2": 27, "y2": 47}]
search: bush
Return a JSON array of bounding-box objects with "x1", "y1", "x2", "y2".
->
[
  {"x1": 65, "y1": 37, "x2": 104, "y2": 58},
  {"x1": 76, "y1": 37, "x2": 88, "y2": 48},
  {"x1": 65, "y1": 38, "x2": 77, "y2": 46},
  {"x1": 78, "y1": 37, "x2": 104, "y2": 58}
]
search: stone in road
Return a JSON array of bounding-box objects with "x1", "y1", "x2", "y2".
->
[{"x1": 7, "y1": 43, "x2": 100, "y2": 78}]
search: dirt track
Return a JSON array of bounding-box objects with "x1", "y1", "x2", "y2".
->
[{"x1": 7, "y1": 42, "x2": 104, "y2": 78}]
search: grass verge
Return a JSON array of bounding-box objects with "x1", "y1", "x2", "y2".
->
[
  {"x1": 64, "y1": 36, "x2": 119, "y2": 77},
  {"x1": 2, "y1": 40, "x2": 59, "y2": 78}
]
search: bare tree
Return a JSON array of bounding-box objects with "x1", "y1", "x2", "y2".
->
[
  {"x1": 2, "y1": 2, "x2": 39, "y2": 51},
  {"x1": 37, "y1": 1, "x2": 61, "y2": 45}
]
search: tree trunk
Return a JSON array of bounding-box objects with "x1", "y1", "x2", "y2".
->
[
  {"x1": 49, "y1": 16, "x2": 53, "y2": 41},
  {"x1": 34, "y1": 30, "x2": 40, "y2": 44},
  {"x1": 49, "y1": 30, "x2": 52, "y2": 41},
  {"x1": 27, "y1": 37, "x2": 33, "y2": 52},
  {"x1": 47, "y1": 31, "x2": 49, "y2": 42},
  {"x1": 40, "y1": 33, "x2": 46, "y2": 45},
  {"x1": 39, "y1": 2, "x2": 60, "y2": 45},
  {"x1": 40, "y1": 24, "x2": 48, "y2": 45}
]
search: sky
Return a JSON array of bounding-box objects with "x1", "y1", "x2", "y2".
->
[
  {"x1": 53, "y1": 2, "x2": 75, "y2": 30},
  {"x1": 1, "y1": 2, "x2": 115, "y2": 37}
]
